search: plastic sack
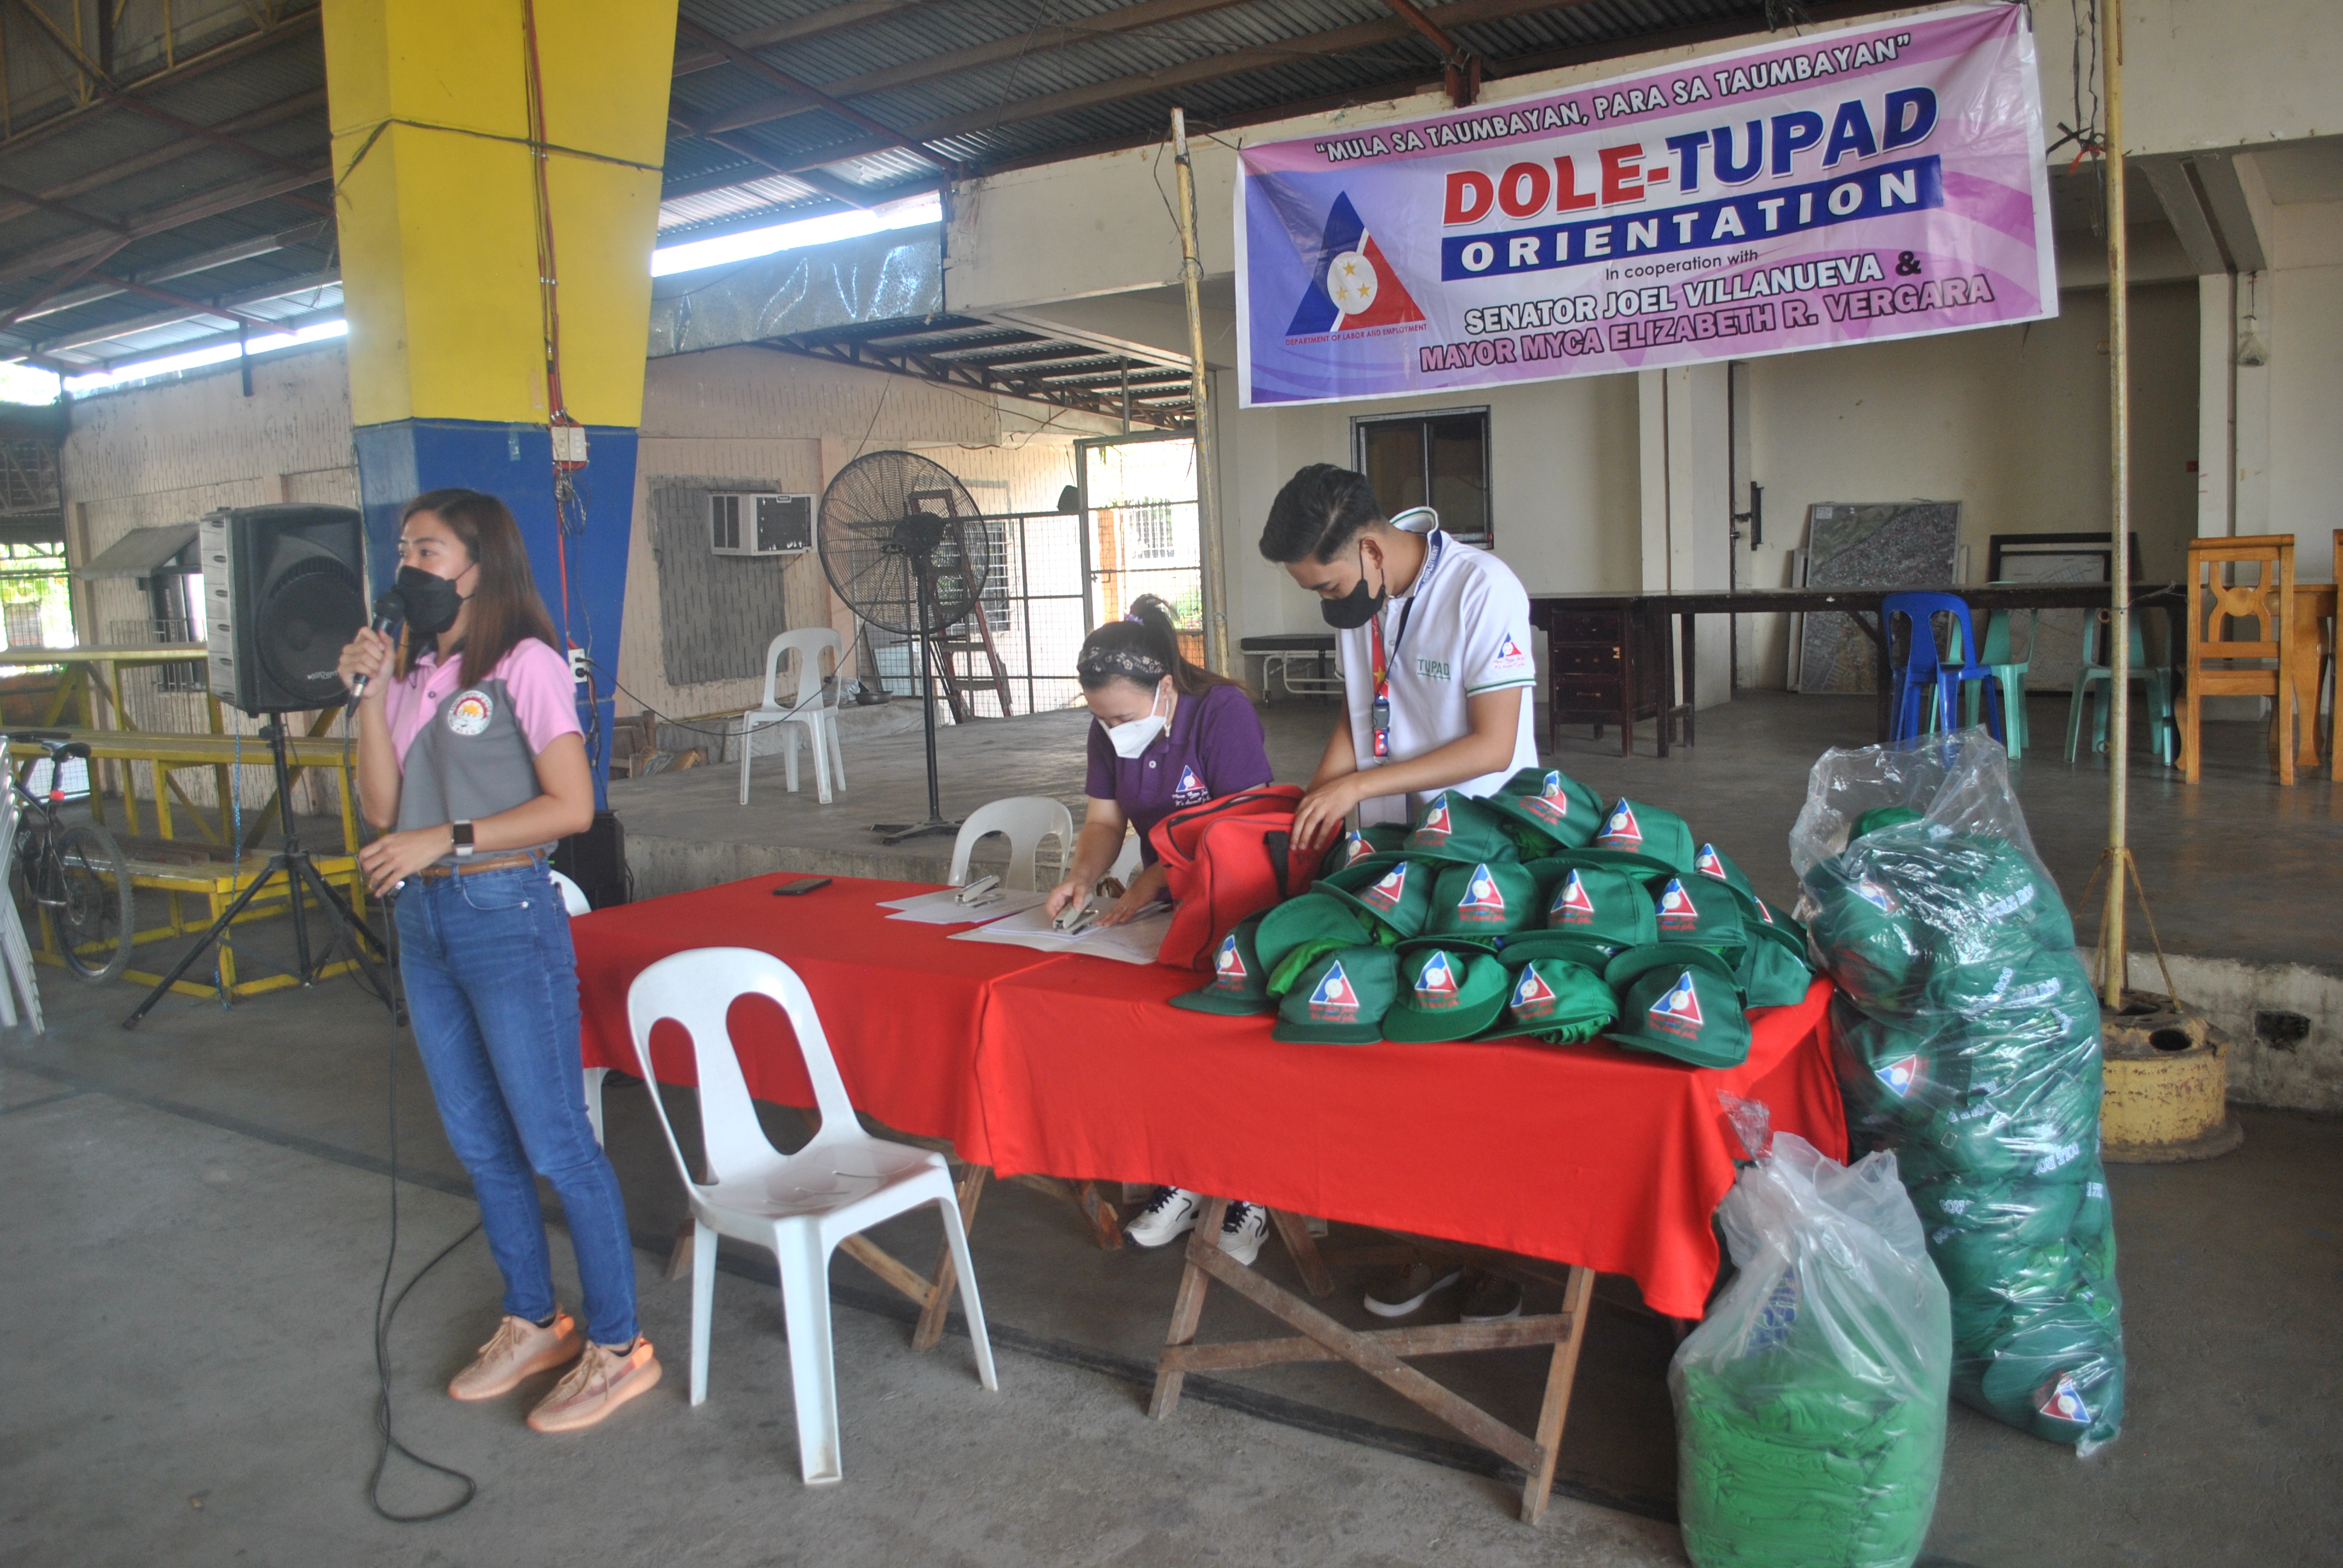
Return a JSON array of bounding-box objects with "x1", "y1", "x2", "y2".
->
[
  {"x1": 1791, "y1": 729, "x2": 2124, "y2": 1453},
  {"x1": 1670, "y1": 1133, "x2": 1951, "y2": 1568}
]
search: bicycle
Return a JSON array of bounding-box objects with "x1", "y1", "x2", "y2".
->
[{"x1": 7, "y1": 736, "x2": 134, "y2": 984}]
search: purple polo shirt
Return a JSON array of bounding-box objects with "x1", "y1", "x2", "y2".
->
[{"x1": 1084, "y1": 682, "x2": 1273, "y2": 864}]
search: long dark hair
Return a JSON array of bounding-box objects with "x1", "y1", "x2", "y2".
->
[
  {"x1": 1076, "y1": 595, "x2": 1234, "y2": 698},
  {"x1": 395, "y1": 488, "x2": 562, "y2": 686}
]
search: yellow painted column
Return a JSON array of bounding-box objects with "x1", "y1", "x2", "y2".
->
[{"x1": 323, "y1": 0, "x2": 680, "y2": 799}]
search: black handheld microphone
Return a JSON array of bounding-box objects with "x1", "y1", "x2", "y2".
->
[{"x1": 348, "y1": 589, "x2": 407, "y2": 701}]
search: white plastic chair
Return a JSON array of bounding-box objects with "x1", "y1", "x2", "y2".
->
[
  {"x1": 626, "y1": 948, "x2": 997, "y2": 1484},
  {"x1": 1107, "y1": 831, "x2": 1144, "y2": 886},
  {"x1": 948, "y1": 796, "x2": 1075, "y2": 892},
  {"x1": 551, "y1": 869, "x2": 592, "y2": 918},
  {"x1": 562, "y1": 869, "x2": 611, "y2": 1145},
  {"x1": 738, "y1": 629, "x2": 846, "y2": 806}
]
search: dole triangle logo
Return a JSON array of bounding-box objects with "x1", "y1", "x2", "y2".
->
[
  {"x1": 1458, "y1": 863, "x2": 1507, "y2": 920},
  {"x1": 1214, "y1": 935, "x2": 1248, "y2": 987},
  {"x1": 1650, "y1": 970, "x2": 1705, "y2": 1030},
  {"x1": 1285, "y1": 193, "x2": 1427, "y2": 338},
  {"x1": 1417, "y1": 794, "x2": 1453, "y2": 840},
  {"x1": 1365, "y1": 864, "x2": 1410, "y2": 908},
  {"x1": 1600, "y1": 799, "x2": 1643, "y2": 848},
  {"x1": 1550, "y1": 869, "x2": 1597, "y2": 924},
  {"x1": 1656, "y1": 877, "x2": 1700, "y2": 930},
  {"x1": 1414, "y1": 950, "x2": 1461, "y2": 1004},
  {"x1": 1854, "y1": 878, "x2": 1899, "y2": 913},
  {"x1": 2037, "y1": 1372, "x2": 2091, "y2": 1425},
  {"x1": 1309, "y1": 960, "x2": 1360, "y2": 1018},
  {"x1": 1176, "y1": 765, "x2": 1205, "y2": 795},
  {"x1": 1875, "y1": 1055, "x2": 1924, "y2": 1097},
  {"x1": 1522, "y1": 770, "x2": 1571, "y2": 823},
  {"x1": 1512, "y1": 965, "x2": 1558, "y2": 1015},
  {"x1": 1696, "y1": 844, "x2": 1729, "y2": 881},
  {"x1": 1496, "y1": 633, "x2": 1526, "y2": 660}
]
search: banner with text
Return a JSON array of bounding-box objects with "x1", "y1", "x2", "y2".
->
[{"x1": 1235, "y1": 4, "x2": 2056, "y2": 407}]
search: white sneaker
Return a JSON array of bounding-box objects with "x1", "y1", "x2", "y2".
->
[
  {"x1": 1217, "y1": 1201, "x2": 1270, "y2": 1267},
  {"x1": 1126, "y1": 1186, "x2": 1202, "y2": 1247}
]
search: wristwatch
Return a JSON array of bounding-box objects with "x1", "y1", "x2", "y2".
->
[{"x1": 451, "y1": 820, "x2": 476, "y2": 860}]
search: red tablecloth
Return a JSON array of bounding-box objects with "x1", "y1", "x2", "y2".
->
[
  {"x1": 971, "y1": 962, "x2": 1844, "y2": 1320},
  {"x1": 573, "y1": 873, "x2": 1063, "y2": 1165},
  {"x1": 575, "y1": 874, "x2": 1846, "y2": 1320}
]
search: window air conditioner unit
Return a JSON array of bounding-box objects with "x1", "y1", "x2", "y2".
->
[{"x1": 710, "y1": 492, "x2": 814, "y2": 557}]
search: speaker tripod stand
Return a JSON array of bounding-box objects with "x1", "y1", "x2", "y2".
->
[{"x1": 124, "y1": 714, "x2": 393, "y2": 1028}]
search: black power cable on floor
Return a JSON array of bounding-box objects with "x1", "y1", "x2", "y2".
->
[{"x1": 366, "y1": 895, "x2": 482, "y2": 1524}]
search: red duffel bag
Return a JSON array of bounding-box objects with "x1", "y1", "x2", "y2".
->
[{"x1": 1145, "y1": 785, "x2": 1332, "y2": 972}]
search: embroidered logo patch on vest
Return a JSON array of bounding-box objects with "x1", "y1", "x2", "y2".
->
[{"x1": 446, "y1": 690, "x2": 494, "y2": 737}]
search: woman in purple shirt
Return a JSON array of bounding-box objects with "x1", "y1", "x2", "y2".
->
[
  {"x1": 1043, "y1": 595, "x2": 1273, "y2": 927},
  {"x1": 1043, "y1": 595, "x2": 1275, "y2": 1263}
]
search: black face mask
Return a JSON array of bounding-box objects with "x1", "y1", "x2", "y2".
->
[
  {"x1": 395, "y1": 564, "x2": 465, "y2": 641},
  {"x1": 1319, "y1": 542, "x2": 1386, "y2": 630}
]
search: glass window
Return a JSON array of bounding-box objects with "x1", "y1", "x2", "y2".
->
[{"x1": 1353, "y1": 410, "x2": 1490, "y2": 541}]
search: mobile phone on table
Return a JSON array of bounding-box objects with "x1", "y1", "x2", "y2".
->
[{"x1": 772, "y1": 877, "x2": 831, "y2": 896}]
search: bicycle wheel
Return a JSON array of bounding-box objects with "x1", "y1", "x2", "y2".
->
[{"x1": 52, "y1": 822, "x2": 134, "y2": 982}]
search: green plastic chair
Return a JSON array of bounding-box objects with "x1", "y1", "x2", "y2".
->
[
  {"x1": 2066, "y1": 607, "x2": 2176, "y2": 765},
  {"x1": 1956, "y1": 604, "x2": 2033, "y2": 758}
]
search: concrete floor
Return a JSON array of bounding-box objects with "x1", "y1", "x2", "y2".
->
[
  {"x1": 616, "y1": 688, "x2": 2339, "y2": 974},
  {"x1": 4, "y1": 905, "x2": 2340, "y2": 1566}
]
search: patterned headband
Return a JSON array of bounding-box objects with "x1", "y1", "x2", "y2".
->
[{"x1": 1077, "y1": 644, "x2": 1167, "y2": 685}]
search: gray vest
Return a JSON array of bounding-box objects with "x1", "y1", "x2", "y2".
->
[{"x1": 398, "y1": 675, "x2": 554, "y2": 863}]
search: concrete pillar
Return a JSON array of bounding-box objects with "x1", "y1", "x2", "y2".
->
[
  {"x1": 1636, "y1": 362, "x2": 1732, "y2": 706},
  {"x1": 2197, "y1": 270, "x2": 2234, "y2": 538},
  {"x1": 323, "y1": 0, "x2": 679, "y2": 800}
]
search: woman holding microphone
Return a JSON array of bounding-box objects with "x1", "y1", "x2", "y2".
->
[
  {"x1": 1041, "y1": 594, "x2": 1276, "y2": 1259},
  {"x1": 338, "y1": 488, "x2": 658, "y2": 1434}
]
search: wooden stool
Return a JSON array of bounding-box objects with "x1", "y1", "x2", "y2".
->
[{"x1": 2180, "y1": 535, "x2": 2297, "y2": 784}]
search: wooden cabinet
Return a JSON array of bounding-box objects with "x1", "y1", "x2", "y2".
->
[{"x1": 1529, "y1": 598, "x2": 1666, "y2": 756}]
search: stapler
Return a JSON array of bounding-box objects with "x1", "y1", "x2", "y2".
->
[
  {"x1": 955, "y1": 874, "x2": 1001, "y2": 905},
  {"x1": 1054, "y1": 903, "x2": 1102, "y2": 936}
]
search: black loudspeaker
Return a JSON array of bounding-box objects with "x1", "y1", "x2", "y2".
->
[
  {"x1": 198, "y1": 503, "x2": 370, "y2": 714},
  {"x1": 552, "y1": 810, "x2": 629, "y2": 909}
]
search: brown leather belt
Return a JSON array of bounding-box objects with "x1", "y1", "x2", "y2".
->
[{"x1": 412, "y1": 852, "x2": 542, "y2": 879}]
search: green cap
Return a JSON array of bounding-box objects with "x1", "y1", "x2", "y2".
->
[
  {"x1": 1853, "y1": 805, "x2": 1927, "y2": 840},
  {"x1": 1170, "y1": 912, "x2": 1277, "y2": 1016},
  {"x1": 1736, "y1": 925, "x2": 1818, "y2": 1008},
  {"x1": 1272, "y1": 946, "x2": 1400, "y2": 1044},
  {"x1": 1255, "y1": 894, "x2": 1371, "y2": 996},
  {"x1": 1691, "y1": 841, "x2": 1753, "y2": 894},
  {"x1": 1312, "y1": 855, "x2": 1435, "y2": 941},
  {"x1": 1330, "y1": 823, "x2": 1410, "y2": 872},
  {"x1": 1652, "y1": 874, "x2": 1749, "y2": 959},
  {"x1": 1489, "y1": 766, "x2": 1603, "y2": 851},
  {"x1": 1801, "y1": 857, "x2": 1931, "y2": 1015},
  {"x1": 1729, "y1": 887, "x2": 1812, "y2": 954},
  {"x1": 1592, "y1": 797, "x2": 1697, "y2": 874},
  {"x1": 1381, "y1": 944, "x2": 1513, "y2": 1042},
  {"x1": 1604, "y1": 946, "x2": 1751, "y2": 1068},
  {"x1": 1491, "y1": 928, "x2": 1622, "y2": 972},
  {"x1": 1478, "y1": 956, "x2": 1616, "y2": 1044},
  {"x1": 1403, "y1": 789, "x2": 1521, "y2": 866},
  {"x1": 1534, "y1": 861, "x2": 1660, "y2": 953},
  {"x1": 1418, "y1": 859, "x2": 1542, "y2": 947}
]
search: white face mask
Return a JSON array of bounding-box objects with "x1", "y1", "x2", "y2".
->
[{"x1": 1104, "y1": 681, "x2": 1171, "y2": 759}]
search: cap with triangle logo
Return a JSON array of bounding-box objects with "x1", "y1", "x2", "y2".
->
[
  {"x1": 1402, "y1": 789, "x2": 1521, "y2": 866},
  {"x1": 1691, "y1": 841, "x2": 1753, "y2": 894},
  {"x1": 1272, "y1": 946, "x2": 1400, "y2": 1044},
  {"x1": 1489, "y1": 766, "x2": 1602, "y2": 851},
  {"x1": 1255, "y1": 893, "x2": 1371, "y2": 996},
  {"x1": 1527, "y1": 860, "x2": 1659, "y2": 953},
  {"x1": 1170, "y1": 912, "x2": 1277, "y2": 1016},
  {"x1": 1593, "y1": 797, "x2": 1698, "y2": 875},
  {"x1": 1651, "y1": 874, "x2": 1749, "y2": 961},
  {"x1": 1604, "y1": 945, "x2": 1751, "y2": 1068},
  {"x1": 1313, "y1": 855, "x2": 1434, "y2": 941},
  {"x1": 1477, "y1": 956, "x2": 1617, "y2": 1044},
  {"x1": 1418, "y1": 859, "x2": 1541, "y2": 949},
  {"x1": 1381, "y1": 944, "x2": 1513, "y2": 1042}
]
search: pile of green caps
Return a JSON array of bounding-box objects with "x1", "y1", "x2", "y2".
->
[
  {"x1": 1671, "y1": 1135, "x2": 1951, "y2": 1568},
  {"x1": 1172, "y1": 769, "x2": 1820, "y2": 1065},
  {"x1": 1803, "y1": 805, "x2": 2125, "y2": 1452}
]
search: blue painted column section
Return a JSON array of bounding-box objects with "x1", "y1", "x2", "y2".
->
[{"x1": 352, "y1": 417, "x2": 634, "y2": 809}]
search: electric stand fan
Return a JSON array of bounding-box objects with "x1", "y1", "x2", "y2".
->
[{"x1": 816, "y1": 451, "x2": 989, "y2": 845}]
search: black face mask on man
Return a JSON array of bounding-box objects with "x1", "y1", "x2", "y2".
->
[
  {"x1": 1319, "y1": 540, "x2": 1387, "y2": 630},
  {"x1": 395, "y1": 564, "x2": 466, "y2": 641}
]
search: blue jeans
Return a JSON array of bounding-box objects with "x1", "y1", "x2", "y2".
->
[{"x1": 395, "y1": 860, "x2": 637, "y2": 1347}]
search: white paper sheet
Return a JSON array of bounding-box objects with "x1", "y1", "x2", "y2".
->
[
  {"x1": 948, "y1": 902, "x2": 1172, "y2": 965},
  {"x1": 880, "y1": 887, "x2": 1047, "y2": 925}
]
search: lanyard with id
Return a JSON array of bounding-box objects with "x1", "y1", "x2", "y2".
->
[{"x1": 1366, "y1": 531, "x2": 1441, "y2": 759}]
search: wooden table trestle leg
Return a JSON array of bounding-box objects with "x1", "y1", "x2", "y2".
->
[{"x1": 913, "y1": 1162, "x2": 990, "y2": 1351}]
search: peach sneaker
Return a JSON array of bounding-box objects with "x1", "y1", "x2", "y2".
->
[
  {"x1": 448, "y1": 1310, "x2": 582, "y2": 1402},
  {"x1": 526, "y1": 1338, "x2": 662, "y2": 1434}
]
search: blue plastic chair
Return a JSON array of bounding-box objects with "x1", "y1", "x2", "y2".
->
[{"x1": 1883, "y1": 592, "x2": 2005, "y2": 745}]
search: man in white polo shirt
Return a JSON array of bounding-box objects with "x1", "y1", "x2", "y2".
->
[{"x1": 1260, "y1": 463, "x2": 1538, "y2": 848}]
